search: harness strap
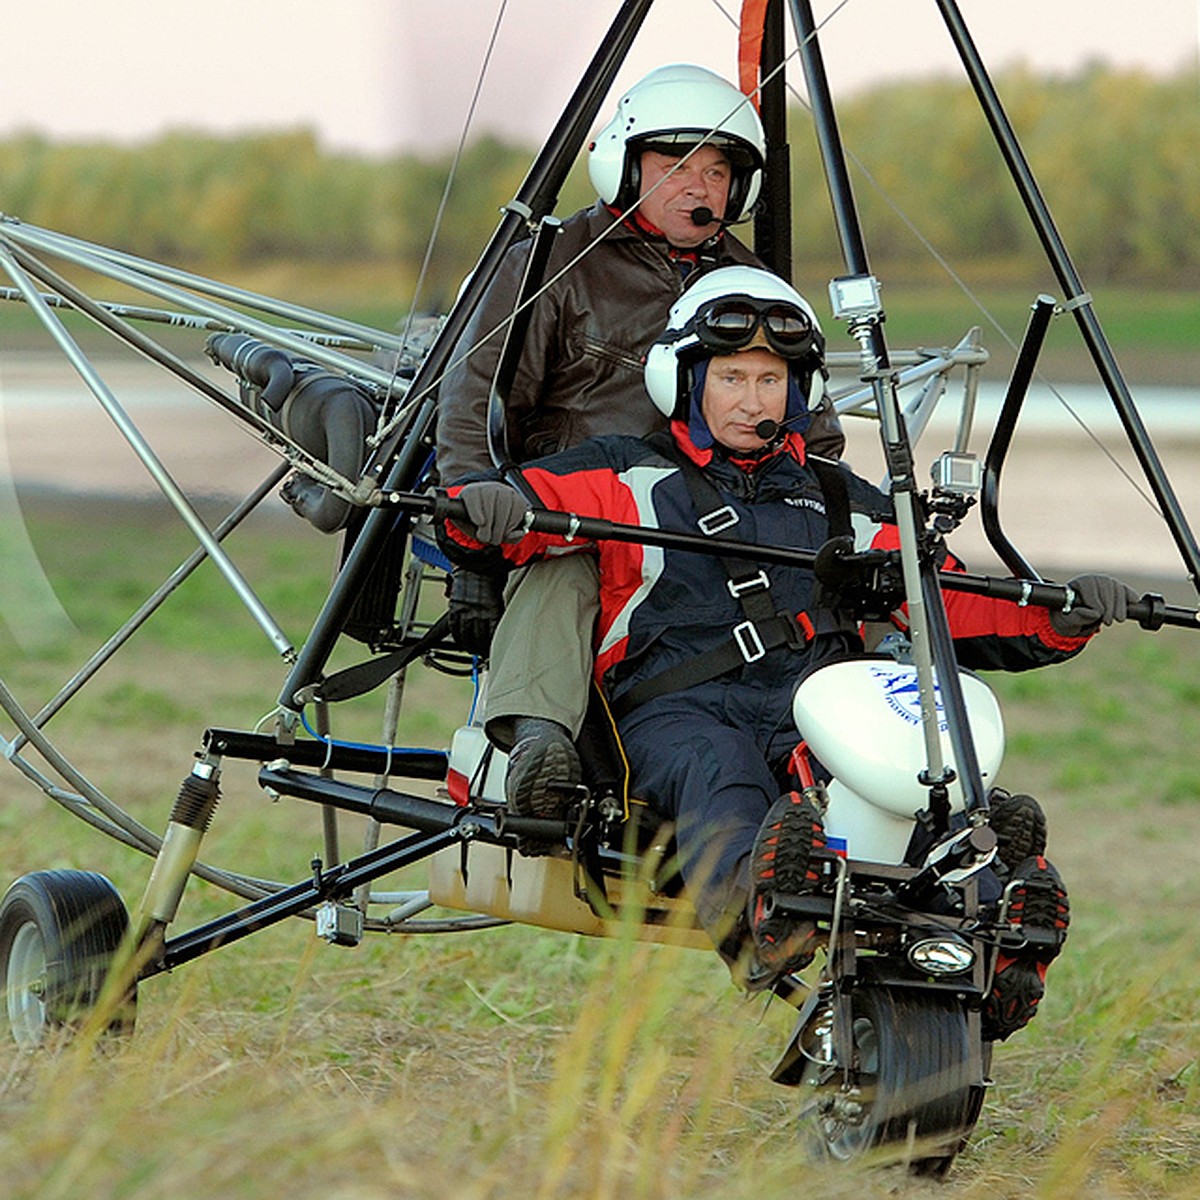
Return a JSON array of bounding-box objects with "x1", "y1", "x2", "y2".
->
[
  {"x1": 610, "y1": 437, "x2": 819, "y2": 720},
  {"x1": 610, "y1": 612, "x2": 809, "y2": 719},
  {"x1": 808, "y1": 455, "x2": 853, "y2": 540}
]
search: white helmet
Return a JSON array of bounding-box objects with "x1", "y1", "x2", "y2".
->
[
  {"x1": 588, "y1": 64, "x2": 766, "y2": 223},
  {"x1": 644, "y1": 266, "x2": 826, "y2": 421}
]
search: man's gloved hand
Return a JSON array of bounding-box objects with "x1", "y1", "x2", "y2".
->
[
  {"x1": 448, "y1": 568, "x2": 506, "y2": 657},
  {"x1": 456, "y1": 481, "x2": 530, "y2": 544},
  {"x1": 1049, "y1": 573, "x2": 1139, "y2": 637}
]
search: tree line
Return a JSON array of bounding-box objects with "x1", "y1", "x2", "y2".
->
[{"x1": 0, "y1": 64, "x2": 1195, "y2": 299}]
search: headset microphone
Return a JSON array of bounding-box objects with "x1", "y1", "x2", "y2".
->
[
  {"x1": 754, "y1": 410, "x2": 813, "y2": 442},
  {"x1": 690, "y1": 206, "x2": 751, "y2": 230}
]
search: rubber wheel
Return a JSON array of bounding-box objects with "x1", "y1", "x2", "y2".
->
[
  {"x1": 0, "y1": 870, "x2": 136, "y2": 1049},
  {"x1": 807, "y1": 986, "x2": 977, "y2": 1173}
]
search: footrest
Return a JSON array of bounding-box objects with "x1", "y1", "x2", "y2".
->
[{"x1": 995, "y1": 924, "x2": 1065, "y2": 955}]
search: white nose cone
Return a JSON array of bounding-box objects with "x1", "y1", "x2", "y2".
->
[{"x1": 793, "y1": 660, "x2": 1005, "y2": 819}]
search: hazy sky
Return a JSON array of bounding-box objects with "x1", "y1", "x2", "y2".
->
[{"x1": 2, "y1": 1, "x2": 1196, "y2": 156}]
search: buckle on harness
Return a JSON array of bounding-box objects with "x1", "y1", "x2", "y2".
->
[
  {"x1": 727, "y1": 570, "x2": 769, "y2": 598},
  {"x1": 698, "y1": 506, "x2": 739, "y2": 535},
  {"x1": 732, "y1": 620, "x2": 766, "y2": 663}
]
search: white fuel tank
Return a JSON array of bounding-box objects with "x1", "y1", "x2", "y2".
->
[{"x1": 792, "y1": 659, "x2": 1005, "y2": 863}]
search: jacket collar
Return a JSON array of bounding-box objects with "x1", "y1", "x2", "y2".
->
[
  {"x1": 669, "y1": 419, "x2": 807, "y2": 471},
  {"x1": 596, "y1": 202, "x2": 724, "y2": 259}
]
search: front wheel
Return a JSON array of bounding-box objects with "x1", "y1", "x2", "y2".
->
[
  {"x1": 804, "y1": 986, "x2": 978, "y2": 1174},
  {"x1": 0, "y1": 870, "x2": 136, "y2": 1049}
]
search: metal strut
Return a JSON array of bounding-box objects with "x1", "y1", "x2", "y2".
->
[
  {"x1": 275, "y1": 0, "x2": 657, "y2": 718},
  {"x1": 788, "y1": 0, "x2": 988, "y2": 814},
  {"x1": 935, "y1": 0, "x2": 1200, "y2": 592}
]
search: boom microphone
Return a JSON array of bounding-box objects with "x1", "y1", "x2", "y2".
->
[
  {"x1": 755, "y1": 411, "x2": 813, "y2": 442},
  {"x1": 690, "y1": 206, "x2": 749, "y2": 229}
]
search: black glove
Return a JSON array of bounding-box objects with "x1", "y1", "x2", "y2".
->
[
  {"x1": 456, "y1": 481, "x2": 530, "y2": 544},
  {"x1": 1049, "y1": 573, "x2": 1138, "y2": 637},
  {"x1": 448, "y1": 568, "x2": 506, "y2": 657}
]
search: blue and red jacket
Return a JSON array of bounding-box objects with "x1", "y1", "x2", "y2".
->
[{"x1": 440, "y1": 425, "x2": 1090, "y2": 714}]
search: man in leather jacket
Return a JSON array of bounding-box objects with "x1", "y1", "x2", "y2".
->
[{"x1": 435, "y1": 64, "x2": 845, "y2": 818}]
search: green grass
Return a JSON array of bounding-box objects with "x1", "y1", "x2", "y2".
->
[
  {"x1": 822, "y1": 281, "x2": 1200, "y2": 387},
  {"x1": 3, "y1": 501, "x2": 1200, "y2": 1197}
]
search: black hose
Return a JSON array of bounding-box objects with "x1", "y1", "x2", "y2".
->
[{"x1": 206, "y1": 332, "x2": 295, "y2": 411}]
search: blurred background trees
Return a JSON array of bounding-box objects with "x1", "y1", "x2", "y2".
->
[{"x1": 1, "y1": 64, "x2": 1196, "y2": 307}]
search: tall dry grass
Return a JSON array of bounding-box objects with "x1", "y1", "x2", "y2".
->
[{"x1": 2, "y1": 496, "x2": 1200, "y2": 1197}]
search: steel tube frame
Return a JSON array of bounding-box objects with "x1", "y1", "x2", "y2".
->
[
  {"x1": 788, "y1": 0, "x2": 986, "y2": 810},
  {"x1": 153, "y1": 826, "x2": 461, "y2": 974},
  {"x1": 11, "y1": 466, "x2": 290, "y2": 754},
  {"x1": 276, "y1": 0, "x2": 656, "y2": 714},
  {"x1": 0, "y1": 676, "x2": 283, "y2": 898},
  {"x1": 0, "y1": 219, "x2": 404, "y2": 396},
  {"x1": 2, "y1": 239, "x2": 355, "y2": 497},
  {"x1": 981, "y1": 296, "x2": 1057, "y2": 581},
  {"x1": 0, "y1": 285, "x2": 383, "y2": 352},
  {"x1": 0, "y1": 243, "x2": 294, "y2": 660},
  {"x1": 934, "y1": 0, "x2": 1200, "y2": 592},
  {"x1": 0, "y1": 218, "x2": 405, "y2": 354}
]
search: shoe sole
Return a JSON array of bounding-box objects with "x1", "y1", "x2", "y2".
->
[
  {"x1": 983, "y1": 854, "x2": 1069, "y2": 1040},
  {"x1": 505, "y1": 739, "x2": 581, "y2": 820},
  {"x1": 1005, "y1": 854, "x2": 1069, "y2": 963},
  {"x1": 749, "y1": 793, "x2": 826, "y2": 976}
]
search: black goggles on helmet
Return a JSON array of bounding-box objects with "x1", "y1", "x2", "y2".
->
[{"x1": 683, "y1": 296, "x2": 821, "y2": 360}]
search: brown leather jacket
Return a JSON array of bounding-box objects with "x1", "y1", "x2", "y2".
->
[{"x1": 435, "y1": 201, "x2": 844, "y2": 483}]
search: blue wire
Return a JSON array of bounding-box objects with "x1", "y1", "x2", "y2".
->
[
  {"x1": 298, "y1": 709, "x2": 448, "y2": 762},
  {"x1": 466, "y1": 659, "x2": 482, "y2": 724}
]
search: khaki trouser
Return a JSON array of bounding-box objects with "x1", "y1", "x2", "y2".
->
[{"x1": 482, "y1": 553, "x2": 601, "y2": 750}]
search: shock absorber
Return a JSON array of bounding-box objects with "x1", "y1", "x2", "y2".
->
[{"x1": 131, "y1": 754, "x2": 222, "y2": 952}]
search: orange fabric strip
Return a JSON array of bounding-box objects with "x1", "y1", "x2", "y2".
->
[{"x1": 737, "y1": 0, "x2": 769, "y2": 111}]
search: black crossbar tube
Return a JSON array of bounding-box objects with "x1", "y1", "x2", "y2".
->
[
  {"x1": 754, "y1": 0, "x2": 792, "y2": 278},
  {"x1": 153, "y1": 827, "x2": 459, "y2": 973},
  {"x1": 259, "y1": 765, "x2": 484, "y2": 832},
  {"x1": 935, "y1": 0, "x2": 1200, "y2": 591},
  {"x1": 982, "y1": 296, "x2": 1056, "y2": 580},
  {"x1": 412, "y1": 490, "x2": 1200, "y2": 629},
  {"x1": 203, "y1": 728, "x2": 448, "y2": 780},
  {"x1": 278, "y1": 0, "x2": 655, "y2": 711},
  {"x1": 787, "y1": 0, "x2": 869, "y2": 276}
]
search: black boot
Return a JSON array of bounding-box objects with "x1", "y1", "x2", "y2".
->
[
  {"x1": 505, "y1": 718, "x2": 581, "y2": 818},
  {"x1": 744, "y1": 792, "x2": 826, "y2": 988},
  {"x1": 982, "y1": 854, "x2": 1069, "y2": 1041},
  {"x1": 988, "y1": 790, "x2": 1048, "y2": 879}
]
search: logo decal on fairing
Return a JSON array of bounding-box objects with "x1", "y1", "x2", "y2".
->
[{"x1": 869, "y1": 666, "x2": 949, "y2": 732}]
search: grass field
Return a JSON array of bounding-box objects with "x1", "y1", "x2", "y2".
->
[{"x1": 2, "y1": 496, "x2": 1200, "y2": 1199}]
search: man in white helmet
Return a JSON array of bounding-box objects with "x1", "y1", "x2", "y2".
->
[
  {"x1": 435, "y1": 64, "x2": 845, "y2": 819},
  {"x1": 440, "y1": 265, "x2": 1135, "y2": 1033}
]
